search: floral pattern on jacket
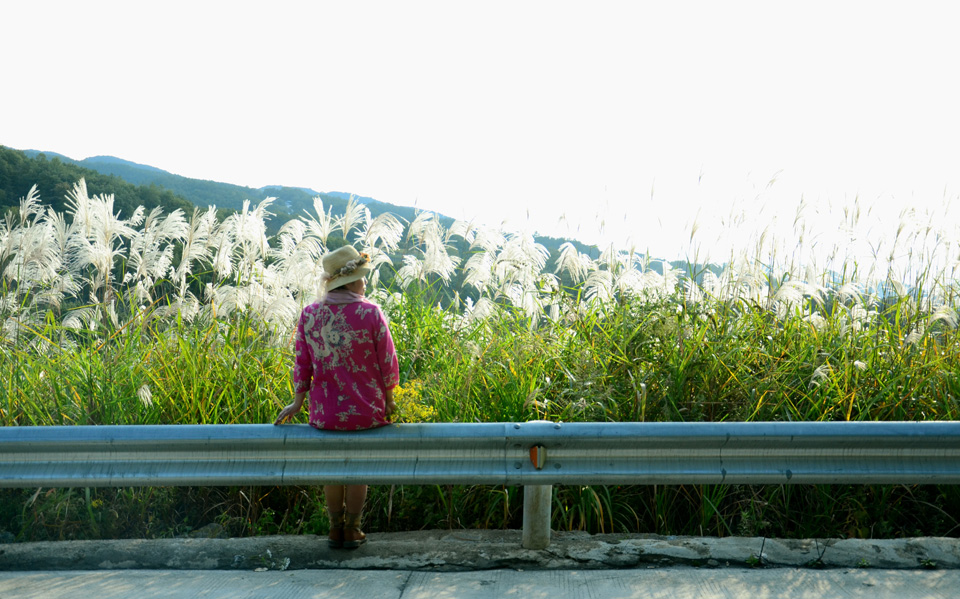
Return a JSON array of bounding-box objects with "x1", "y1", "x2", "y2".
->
[{"x1": 293, "y1": 298, "x2": 400, "y2": 431}]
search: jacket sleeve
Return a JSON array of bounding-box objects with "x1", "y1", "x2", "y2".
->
[
  {"x1": 292, "y1": 308, "x2": 313, "y2": 394},
  {"x1": 374, "y1": 307, "x2": 400, "y2": 389}
]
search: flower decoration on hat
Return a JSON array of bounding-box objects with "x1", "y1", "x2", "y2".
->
[{"x1": 323, "y1": 252, "x2": 371, "y2": 285}]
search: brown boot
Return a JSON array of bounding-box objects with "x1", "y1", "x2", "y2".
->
[
  {"x1": 343, "y1": 511, "x2": 366, "y2": 549},
  {"x1": 327, "y1": 509, "x2": 345, "y2": 548}
]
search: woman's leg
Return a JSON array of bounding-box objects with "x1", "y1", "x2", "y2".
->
[
  {"x1": 324, "y1": 484, "x2": 345, "y2": 511},
  {"x1": 324, "y1": 485, "x2": 346, "y2": 548},
  {"x1": 343, "y1": 484, "x2": 368, "y2": 548},
  {"x1": 344, "y1": 484, "x2": 367, "y2": 513}
]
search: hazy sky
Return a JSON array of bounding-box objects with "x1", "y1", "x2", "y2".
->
[{"x1": 4, "y1": 1, "x2": 960, "y2": 260}]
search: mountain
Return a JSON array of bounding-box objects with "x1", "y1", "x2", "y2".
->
[
  {"x1": 18, "y1": 150, "x2": 430, "y2": 227},
  {"x1": 22, "y1": 149, "x2": 314, "y2": 216},
  {"x1": 261, "y1": 184, "x2": 324, "y2": 197},
  {"x1": 322, "y1": 191, "x2": 376, "y2": 205},
  {"x1": 12, "y1": 150, "x2": 462, "y2": 237},
  {"x1": 81, "y1": 155, "x2": 169, "y2": 175},
  {"x1": 2, "y1": 146, "x2": 196, "y2": 218},
  {"x1": 22, "y1": 151, "x2": 167, "y2": 178},
  {"x1": 4, "y1": 146, "x2": 601, "y2": 259}
]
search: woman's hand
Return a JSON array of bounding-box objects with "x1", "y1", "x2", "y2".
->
[
  {"x1": 384, "y1": 387, "x2": 397, "y2": 417},
  {"x1": 274, "y1": 393, "x2": 306, "y2": 425}
]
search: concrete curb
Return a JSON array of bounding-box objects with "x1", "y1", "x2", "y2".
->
[{"x1": 1, "y1": 531, "x2": 958, "y2": 572}]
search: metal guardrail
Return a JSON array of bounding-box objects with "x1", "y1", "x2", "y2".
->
[
  {"x1": 3, "y1": 421, "x2": 960, "y2": 488},
  {"x1": 3, "y1": 421, "x2": 960, "y2": 548}
]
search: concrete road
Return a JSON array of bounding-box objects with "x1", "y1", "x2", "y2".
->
[{"x1": 2, "y1": 567, "x2": 957, "y2": 599}]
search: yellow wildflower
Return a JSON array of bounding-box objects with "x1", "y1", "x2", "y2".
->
[{"x1": 392, "y1": 380, "x2": 438, "y2": 423}]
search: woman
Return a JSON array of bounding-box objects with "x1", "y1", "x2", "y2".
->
[{"x1": 274, "y1": 245, "x2": 400, "y2": 549}]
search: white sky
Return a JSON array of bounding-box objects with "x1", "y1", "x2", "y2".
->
[{"x1": 3, "y1": 1, "x2": 960, "y2": 262}]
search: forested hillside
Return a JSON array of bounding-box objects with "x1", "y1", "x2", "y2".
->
[
  {"x1": 5, "y1": 147, "x2": 342, "y2": 229},
  {"x1": 0, "y1": 146, "x2": 195, "y2": 218},
  {"x1": 2, "y1": 146, "x2": 602, "y2": 263},
  {"x1": 24, "y1": 151, "x2": 331, "y2": 217},
  {"x1": 17, "y1": 149, "x2": 449, "y2": 233}
]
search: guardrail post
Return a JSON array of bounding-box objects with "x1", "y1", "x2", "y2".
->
[{"x1": 522, "y1": 484, "x2": 552, "y2": 549}]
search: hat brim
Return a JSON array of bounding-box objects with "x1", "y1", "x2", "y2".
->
[{"x1": 326, "y1": 265, "x2": 372, "y2": 290}]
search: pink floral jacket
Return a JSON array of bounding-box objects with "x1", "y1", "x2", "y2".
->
[{"x1": 293, "y1": 297, "x2": 400, "y2": 430}]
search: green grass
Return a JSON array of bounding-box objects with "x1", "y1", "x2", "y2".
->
[
  {"x1": 2, "y1": 182, "x2": 960, "y2": 541},
  {"x1": 4, "y1": 284, "x2": 960, "y2": 542}
]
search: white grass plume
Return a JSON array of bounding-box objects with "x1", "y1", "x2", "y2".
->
[
  {"x1": 272, "y1": 218, "x2": 324, "y2": 299},
  {"x1": 361, "y1": 212, "x2": 404, "y2": 253},
  {"x1": 338, "y1": 196, "x2": 369, "y2": 242},
  {"x1": 125, "y1": 208, "x2": 188, "y2": 302},
  {"x1": 64, "y1": 180, "x2": 141, "y2": 303},
  {"x1": 929, "y1": 305, "x2": 958, "y2": 329},
  {"x1": 447, "y1": 219, "x2": 477, "y2": 245},
  {"x1": 554, "y1": 242, "x2": 591, "y2": 284},
  {"x1": 396, "y1": 254, "x2": 426, "y2": 289},
  {"x1": 17, "y1": 185, "x2": 43, "y2": 226},
  {"x1": 470, "y1": 225, "x2": 506, "y2": 253},
  {"x1": 303, "y1": 197, "x2": 340, "y2": 247},
  {"x1": 464, "y1": 251, "x2": 496, "y2": 294},
  {"x1": 406, "y1": 212, "x2": 460, "y2": 282},
  {"x1": 495, "y1": 232, "x2": 549, "y2": 290},
  {"x1": 173, "y1": 206, "x2": 218, "y2": 286},
  {"x1": 361, "y1": 246, "x2": 395, "y2": 289}
]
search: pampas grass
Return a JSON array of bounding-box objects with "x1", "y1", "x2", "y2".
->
[
  {"x1": 2, "y1": 177, "x2": 959, "y2": 426},
  {"x1": 2, "y1": 178, "x2": 960, "y2": 541}
]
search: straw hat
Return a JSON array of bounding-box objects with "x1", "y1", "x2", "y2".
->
[{"x1": 322, "y1": 246, "x2": 372, "y2": 290}]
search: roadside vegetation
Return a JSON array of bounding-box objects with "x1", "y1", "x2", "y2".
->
[{"x1": 1, "y1": 180, "x2": 959, "y2": 541}]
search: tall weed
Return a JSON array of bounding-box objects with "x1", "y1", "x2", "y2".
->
[{"x1": 2, "y1": 179, "x2": 960, "y2": 538}]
